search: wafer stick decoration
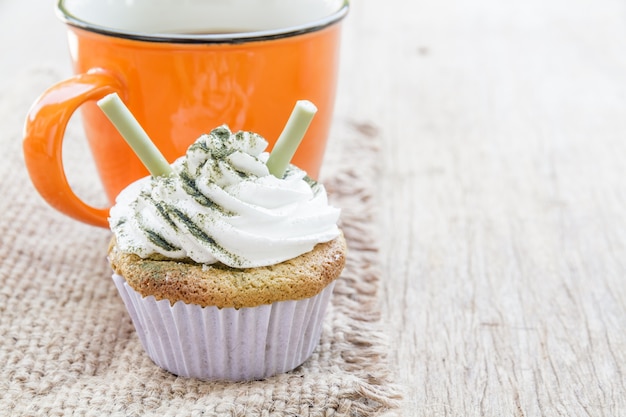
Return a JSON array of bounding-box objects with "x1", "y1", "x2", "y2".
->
[
  {"x1": 266, "y1": 100, "x2": 317, "y2": 178},
  {"x1": 97, "y1": 93, "x2": 316, "y2": 179},
  {"x1": 97, "y1": 93, "x2": 173, "y2": 178}
]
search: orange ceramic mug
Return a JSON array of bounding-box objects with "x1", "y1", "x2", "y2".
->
[{"x1": 23, "y1": 0, "x2": 349, "y2": 228}]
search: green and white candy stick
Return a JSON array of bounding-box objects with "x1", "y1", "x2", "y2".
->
[
  {"x1": 97, "y1": 93, "x2": 173, "y2": 178},
  {"x1": 266, "y1": 100, "x2": 317, "y2": 178}
]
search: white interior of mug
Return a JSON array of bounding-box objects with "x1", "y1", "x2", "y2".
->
[{"x1": 58, "y1": 0, "x2": 348, "y2": 40}]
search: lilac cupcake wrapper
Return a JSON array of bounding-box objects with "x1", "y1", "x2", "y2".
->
[{"x1": 112, "y1": 274, "x2": 335, "y2": 381}]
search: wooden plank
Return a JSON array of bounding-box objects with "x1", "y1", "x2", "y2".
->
[{"x1": 329, "y1": 0, "x2": 626, "y2": 415}]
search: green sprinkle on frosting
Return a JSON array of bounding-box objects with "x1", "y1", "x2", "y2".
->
[{"x1": 144, "y1": 229, "x2": 179, "y2": 252}]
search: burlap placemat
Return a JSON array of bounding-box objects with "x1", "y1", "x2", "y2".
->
[{"x1": 0, "y1": 68, "x2": 403, "y2": 416}]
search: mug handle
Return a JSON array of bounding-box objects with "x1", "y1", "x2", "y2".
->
[{"x1": 23, "y1": 68, "x2": 125, "y2": 228}]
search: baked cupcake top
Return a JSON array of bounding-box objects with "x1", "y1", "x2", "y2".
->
[
  {"x1": 108, "y1": 125, "x2": 341, "y2": 269},
  {"x1": 108, "y1": 232, "x2": 346, "y2": 308}
]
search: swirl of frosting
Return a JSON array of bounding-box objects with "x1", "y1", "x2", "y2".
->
[{"x1": 109, "y1": 125, "x2": 341, "y2": 268}]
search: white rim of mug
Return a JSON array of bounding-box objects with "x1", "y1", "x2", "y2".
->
[{"x1": 56, "y1": 0, "x2": 349, "y2": 44}]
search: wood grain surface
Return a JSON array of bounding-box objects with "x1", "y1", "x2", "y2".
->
[
  {"x1": 335, "y1": 0, "x2": 626, "y2": 415},
  {"x1": 3, "y1": 0, "x2": 626, "y2": 415}
]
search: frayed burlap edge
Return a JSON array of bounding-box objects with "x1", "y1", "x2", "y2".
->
[{"x1": 320, "y1": 120, "x2": 405, "y2": 415}]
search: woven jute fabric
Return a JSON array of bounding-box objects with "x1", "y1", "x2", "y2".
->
[{"x1": 0, "y1": 68, "x2": 403, "y2": 416}]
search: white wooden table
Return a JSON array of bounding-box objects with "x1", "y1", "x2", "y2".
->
[{"x1": 3, "y1": 1, "x2": 625, "y2": 415}]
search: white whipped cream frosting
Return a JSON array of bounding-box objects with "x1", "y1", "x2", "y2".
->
[{"x1": 109, "y1": 125, "x2": 341, "y2": 268}]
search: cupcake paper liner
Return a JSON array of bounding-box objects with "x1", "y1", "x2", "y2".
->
[{"x1": 112, "y1": 274, "x2": 335, "y2": 381}]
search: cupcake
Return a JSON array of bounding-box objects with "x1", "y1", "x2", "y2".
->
[{"x1": 107, "y1": 125, "x2": 345, "y2": 381}]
